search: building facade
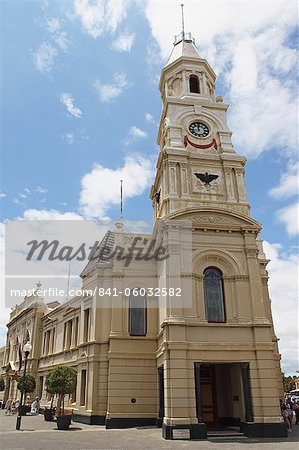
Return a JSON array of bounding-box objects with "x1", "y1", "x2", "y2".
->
[{"x1": 2, "y1": 32, "x2": 286, "y2": 439}]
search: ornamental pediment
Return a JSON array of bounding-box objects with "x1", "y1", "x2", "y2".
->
[{"x1": 168, "y1": 209, "x2": 261, "y2": 231}]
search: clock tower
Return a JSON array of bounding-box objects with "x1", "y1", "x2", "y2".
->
[
  {"x1": 151, "y1": 31, "x2": 249, "y2": 220},
  {"x1": 151, "y1": 30, "x2": 286, "y2": 440}
]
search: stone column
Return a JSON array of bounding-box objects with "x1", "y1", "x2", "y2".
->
[
  {"x1": 110, "y1": 274, "x2": 123, "y2": 336},
  {"x1": 194, "y1": 362, "x2": 204, "y2": 422},
  {"x1": 202, "y1": 72, "x2": 208, "y2": 94},
  {"x1": 169, "y1": 165, "x2": 176, "y2": 195},
  {"x1": 235, "y1": 168, "x2": 248, "y2": 201},
  {"x1": 241, "y1": 363, "x2": 254, "y2": 422},
  {"x1": 224, "y1": 167, "x2": 235, "y2": 202},
  {"x1": 195, "y1": 275, "x2": 206, "y2": 321},
  {"x1": 182, "y1": 70, "x2": 188, "y2": 94},
  {"x1": 222, "y1": 276, "x2": 235, "y2": 321},
  {"x1": 244, "y1": 235, "x2": 267, "y2": 321},
  {"x1": 180, "y1": 164, "x2": 188, "y2": 196}
]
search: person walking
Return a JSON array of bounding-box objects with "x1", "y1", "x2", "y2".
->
[
  {"x1": 30, "y1": 397, "x2": 40, "y2": 415},
  {"x1": 5, "y1": 398, "x2": 12, "y2": 415},
  {"x1": 282, "y1": 398, "x2": 294, "y2": 432},
  {"x1": 294, "y1": 400, "x2": 299, "y2": 425}
]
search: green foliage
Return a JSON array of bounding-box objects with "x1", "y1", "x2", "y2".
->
[
  {"x1": 17, "y1": 373, "x2": 36, "y2": 393},
  {"x1": 0, "y1": 377, "x2": 5, "y2": 391},
  {"x1": 45, "y1": 365, "x2": 77, "y2": 396},
  {"x1": 281, "y1": 372, "x2": 297, "y2": 393}
]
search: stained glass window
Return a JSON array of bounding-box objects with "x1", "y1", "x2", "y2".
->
[
  {"x1": 129, "y1": 289, "x2": 147, "y2": 336},
  {"x1": 204, "y1": 268, "x2": 225, "y2": 322}
]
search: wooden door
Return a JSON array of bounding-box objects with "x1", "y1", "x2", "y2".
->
[{"x1": 195, "y1": 364, "x2": 218, "y2": 426}]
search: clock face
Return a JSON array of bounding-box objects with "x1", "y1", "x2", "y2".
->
[{"x1": 189, "y1": 122, "x2": 209, "y2": 138}]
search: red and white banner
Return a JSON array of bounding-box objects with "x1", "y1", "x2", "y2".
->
[{"x1": 184, "y1": 135, "x2": 218, "y2": 150}]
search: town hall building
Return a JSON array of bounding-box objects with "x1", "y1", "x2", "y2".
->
[{"x1": 2, "y1": 29, "x2": 286, "y2": 439}]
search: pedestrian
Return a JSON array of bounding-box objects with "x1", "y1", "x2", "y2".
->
[
  {"x1": 286, "y1": 397, "x2": 294, "y2": 431},
  {"x1": 294, "y1": 401, "x2": 299, "y2": 425},
  {"x1": 30, "y1": 397, "x2": 40, "y2": 415},
  {"x1": 5, "y1": 398, "x2": 12, "y2": 415},
  {"x1": 14, "y1": 398, "x2": 20, "y2": 414}
]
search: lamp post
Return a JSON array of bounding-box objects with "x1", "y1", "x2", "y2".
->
[{"x1": 16, "y1": 342, "x2": 32, "y2": 430}]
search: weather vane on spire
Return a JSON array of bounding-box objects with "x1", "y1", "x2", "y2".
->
[
  {"x1": 174, "y1": 4, "x2": 194, "y2": 45},
  {"x1": 181, "y1": 4, "x2": 185, "y2": 38}
]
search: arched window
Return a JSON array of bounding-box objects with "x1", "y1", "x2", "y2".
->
[
  {"x1": 129, "y1": 288, "x2": 147, "y2": 336},
  {"x1": 203, "y1": 268, "x2": 225, "y2": 323},
  {"x1": 189, "y1": 75, "x2": 200, "y2": 93}
]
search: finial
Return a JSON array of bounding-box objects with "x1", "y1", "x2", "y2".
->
[
  {"x1": 181, "y1": 4, "x2": 185, "y2": 38},
  {"x1": 115, "y1": 179, "x2": 124, "y2": 231}
]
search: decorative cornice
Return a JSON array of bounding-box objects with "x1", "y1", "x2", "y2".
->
[
  {"x1": 223, "y1": 275, "x2": 249, "y2": 282},
  {"x1": 245, "y1": 248, "x2": 259, "y2": 258}
]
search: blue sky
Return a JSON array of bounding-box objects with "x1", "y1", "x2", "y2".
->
[{"x1": 0, "y1": 0, "x2": 298, "y2": 374}]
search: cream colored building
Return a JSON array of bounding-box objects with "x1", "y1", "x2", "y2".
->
[{"x1": 2, "y1": 31, "x2": 286, "y2": 439}]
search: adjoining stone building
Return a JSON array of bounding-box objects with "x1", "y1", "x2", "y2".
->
[{"x1": 2, "y1": 31, "x2": 286, "y2": 439}]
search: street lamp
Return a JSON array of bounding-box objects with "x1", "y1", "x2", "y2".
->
[{"x1": 16, "y1": 341, "x2": 32, "y2": 430}]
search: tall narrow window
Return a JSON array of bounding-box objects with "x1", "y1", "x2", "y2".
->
[
  {"x1": 129, "y1": 289, "x2": 147, "y2": 336},
  {"x1": 74, "y1": 317, "x2": 79, "y2": 346},
  {"x1": 38, "y1": 376, "x2": 43, "y2": 399},
  {"x1": 51, "y1": 327, "x2": 55, "y2": 353},
  {"x1": 83, "y1": 309, "x2": 90, "y2": 342},
  {"x1": 63, "y1": 323, "x2": 67, "y2": 350},
  {"x1": 203, "y1": 267, "x2": 226, "y2": 322},
  {"x1": 80, "y1": 369, "x2": 87, "y2": 406},
  {"x1": 66, "y1": 320, "x2": 72, "y2": 349},
  {"x1": 43, "y1": 330, "x2": 51, "y2": 355},
  {"x1": 189, "y1": 75, "x2": 200, "y2": 93}
]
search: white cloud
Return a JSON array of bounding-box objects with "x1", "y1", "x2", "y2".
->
[
  {"x1": 263, "y1": 241, "x2": 299, "y2": 374},
  {"x1": 62, "y1": 132, "x2": 75, "y2": 145},
  {"x1": 145, "y1": 0, "x2": 297, "y2": 159},
  {"x1": 112, "y1": 31, "x2": 135, "y2": 52},
  {"x1": 0, "y1": 210, "x2": 109, "y2": 345},
  {"x1": 47, "y1": 18, "x2": 70, "y2": 52},
  {"x1": 22, "y1": 209, "x2": 83, "y2": 221},
  {"x1": 60, "y1": 93, "x2": 83, "y2": 118},
  {"x1": 74, "y1": 0, "x2": 129, "y2": 38},
  {"x1": 54, "y1": 31, "x2": 70, "y2": 52},
  {"x1": 129, "y1": 126, "x2": 147, "y2": 139},
  {"x1": 145, "y1": 112, "x2": 155, "y2": 123},
  {"x1": 32, "y1": 41, "x2": 57, "y2": 73},
  {"x1": 35, "y1": 186, "x2": 48, "y2": 194},
  {"x1": 47, "y1": 17, "x2": 60, "y2": 33},
  {"x1": 94, "y1": 72, "x2": 132, "y2": 103},
  {"x1": 269, "y1": 161, "x2": 299, "y2": 200},
  {"x1": 277, "y1": 202, "x2": 299, "y2": 237},
  {"x1": 0, "y1": 192, "x2": 6, "y2": 199},
  {"x1": 80, "y1": 155, "x2": 154, "y2": 218},
  {"x1": 13, "y1": 198, "x2": 26, "y2": 206}
]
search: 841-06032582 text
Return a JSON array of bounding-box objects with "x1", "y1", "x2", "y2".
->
[{"x1": 97, "y1": 287, "x2": 182, "y2": 297}]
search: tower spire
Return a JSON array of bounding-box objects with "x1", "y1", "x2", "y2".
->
[
  {"x1": 120, "y1": 179, "x2": 123, "y2": 222},
  {"x1": 181, "y1": 4, "x2": 185, "y2": 39},
  {"x1": 115, "y1": 179, "x2": 124, "y2": 230}
]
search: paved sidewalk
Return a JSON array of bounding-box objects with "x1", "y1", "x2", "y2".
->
[{"x1": 0, "y1": 412, "x2": 298, "y2": 449}]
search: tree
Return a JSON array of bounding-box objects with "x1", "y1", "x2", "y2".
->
[
  {"x1": 0, "y1": 377, "x2": 5, "y2": 392},
  {"x1": 281, "y1": 372, "x2": 297, "y2": 393},
  {"x1": 45, "y1": 365, "x2": 77, "y2": 415},
  {"x1": 17, "y1": 373, "x2": 36, "y2": 393}
]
